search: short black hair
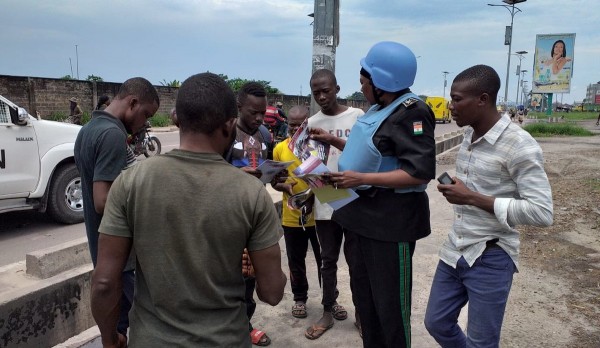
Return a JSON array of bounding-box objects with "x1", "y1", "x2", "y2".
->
[
  {"x1": 176, "y1": 73, "x2": 237, "y2": 134},
  {"x1": 116, "y1": 77, "x2": 160, "y2": 107},
  {"x1": 310, "y1": 69, "x2": 337, "y2": 85},
  {"x1": 96, "y1": 95, "x2": 109, "y2": 110},
  {"x1": 237, "y1": 82, "x2": 266, "y2": 106},
  {"x1": 453, "y1": 65, "x2": 500, "y2": 102}
]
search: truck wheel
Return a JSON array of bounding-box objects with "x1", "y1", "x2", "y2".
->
[{"x1": 47, "y1": 163, "x2": 84, "y2": 224}]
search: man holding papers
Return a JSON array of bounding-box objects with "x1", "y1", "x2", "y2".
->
[
  {"x1": 305, "y1": 69, "x2": 364, "y2": 340},
  {"x1": 272, "y1": 106, "x2": 323, "y2": 322}
]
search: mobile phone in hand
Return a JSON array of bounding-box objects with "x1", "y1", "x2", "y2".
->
[{"x1": 437, "y1": 172, "x2": 455, "y2": 185}]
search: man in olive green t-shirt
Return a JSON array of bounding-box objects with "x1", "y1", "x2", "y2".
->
[{"x1": 91, "y1": 73, "x2": 286, "y2": 348}]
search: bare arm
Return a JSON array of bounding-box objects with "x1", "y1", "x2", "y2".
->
[
  {"x1": 552, "y1": 56, "x2": 571, "y2": 75},
  {"x1": 248, "y1": 243, "x2": 286, "y2": 306},
  {"x1": 91, "y1": 234, "x2": 132, "y2": 348},
  {"x1": 93, "y1": 181, "x2": 113, "y2": 214},
  {"x1": 330, "y1": 169, "x2": 428, "y2": 189},
  {"x1": 309, "y1": 127, "x2": 346, "y2": 151}
]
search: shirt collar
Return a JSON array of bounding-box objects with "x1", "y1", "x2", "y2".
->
[{"x1": 468, "y1": 114, "x2": 511, "y2": 146}]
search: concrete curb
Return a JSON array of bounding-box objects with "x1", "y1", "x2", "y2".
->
[
  {"x1": 26, "y1": 238, "x2": 90, "y2": 279},
  {"x1": 0, "y1": 264, "x2": 94, "y2": 348},
  {"x1": 149, "y1": 126, "x2": 178, "y2": 133}
]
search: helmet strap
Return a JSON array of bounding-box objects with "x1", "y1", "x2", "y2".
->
[{"x1": 371, "y1": 82, "x2": 385, "y2": 105}]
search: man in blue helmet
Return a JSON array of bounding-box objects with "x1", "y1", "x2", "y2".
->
[{"x1": 323, "y1": 41, "x2": 436, "y2": 347}]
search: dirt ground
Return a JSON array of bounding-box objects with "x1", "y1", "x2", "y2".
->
[
  {"x1": 250, "y1": 119, "x2": 600, "y2": 348},
  {"x1": 436, "y1": 120, "x2": 600, "y2": 347}
]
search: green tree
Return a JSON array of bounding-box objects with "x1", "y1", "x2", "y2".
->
[
  {"x1": 86, "y1": 74, "x2": 103, "y2": 82},
  {"x1": 346, "y1": 91, "x2": 365, "y2": 101},
  {"x1": 209, "y1": 72, "x2": 280, "y2": 94},
  {"x1": 160, "y1": 79, "x2": 181, "y2": 87},
  {"x1": 60, "y1": 75, "x2": 73, "y2": 80}
]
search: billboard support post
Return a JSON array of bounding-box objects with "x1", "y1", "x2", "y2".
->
[{"x1": 546, "y1": 93, "x2": 553, "y2": 116}]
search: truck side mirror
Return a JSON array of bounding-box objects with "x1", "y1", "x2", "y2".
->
[{"x1": 17, "y1": 107, "x2": 29, "y2": 126}]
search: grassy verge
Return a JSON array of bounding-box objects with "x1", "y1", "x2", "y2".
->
[
  {"x1": 528, "y1": 111, "x2": 599, "y2": 121},
  {"x1": 587, "y1": 178, "x2": 600, "y2": 192},
  {"x1": 46, "y1": 111, "x2": 91, "y2": 124},
  {"x1": 45, "y1": 111, "x2": 173, "y2": 127},
  {"x1": 523, "y1": 122, "x2": 594, "y2": 137},
  {"x1": 149, "y1": 113, "x2": 172, "y2": 127}
]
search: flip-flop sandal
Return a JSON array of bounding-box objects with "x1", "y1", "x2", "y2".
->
[
  {"x1": 250, "y1": 329, "x2": 271, "y2": 346},
  {"x1": 304, "y1": 322, "x2": 334, "y2": 340},
  {"x1": 292, "y1": 303, "x2": 307, "y2": 318},
  {"x1": 332, "y1": 304, "x2": 348, "y2": 321}
]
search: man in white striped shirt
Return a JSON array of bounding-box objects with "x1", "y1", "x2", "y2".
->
[{"x1": 424, "y1": 65, "x2": 553, "y2": 348}]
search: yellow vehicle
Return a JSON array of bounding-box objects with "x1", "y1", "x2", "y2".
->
[{"x1": 425, "y1": 96, "x2": 451, "y2": 123}]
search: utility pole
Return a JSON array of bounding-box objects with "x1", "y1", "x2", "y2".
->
[
  {"x1": 75, "y1": 44, "x2": 79, "y2": 80},
  {"x1": 518, "y1": 69, "x2": 528, "y2": 105},
  {"x1": 513, "y1": 51, "x2": 527, "y2": 105},
  {"x1": 310, "y1": 0, "x2": 339, "y2": 115},
  {"x1": 442, "y1": 71, "x2": 450, "y2": 100},
  {"x1": 488, "y1": 0, "x2": 527, "y2": 107}
]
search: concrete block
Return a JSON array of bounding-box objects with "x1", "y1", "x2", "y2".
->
[
  {"x1": 435, "y1": 141, "x2": 444, "y2": 155},
  {"x1": 435, "y1": 133, "x2": 463, "y2": 155},
  {"x1": 0, "y1": 264, "x2": 94, "y2": 348},
  {"x1": 26, "y1": 238, "x2": 91, "y2": 279}
]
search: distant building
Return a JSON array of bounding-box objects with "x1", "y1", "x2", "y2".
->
[{"x1": 584, "y1": 81, "x2": 600, "y2": 106}]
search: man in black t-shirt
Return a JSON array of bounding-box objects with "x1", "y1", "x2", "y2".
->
[
  {"x1": 74, "y1": 77, "x2": 159, "y2": 340},
  {"x1": 228, "y1": 81, "x2": 274, "y2": 346}
]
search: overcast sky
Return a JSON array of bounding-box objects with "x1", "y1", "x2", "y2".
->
[{"x1": 2, "y1": 0, "x2": 599, "y2": 105}]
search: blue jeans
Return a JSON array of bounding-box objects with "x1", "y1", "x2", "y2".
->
[
  {"x1": 424, "y1": 247, "x2": 515, "y2": 348},
  {"x1": 117, "y1": 270, "x2": 135, "y2": 336}
]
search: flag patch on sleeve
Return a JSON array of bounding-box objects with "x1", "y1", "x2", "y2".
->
[{"x1": 413, "y1": 121, "x2": 423, "y2": 135}]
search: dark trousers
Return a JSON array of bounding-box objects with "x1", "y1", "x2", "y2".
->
[
  {"x1": 245, "y1": 276, "x2": 256, "y2": 331},
  {"x1": 346, "y1": 229, "x2": 415, "y2": 348},
  {"x1": 283, "y1": 226, "x2": 322, "y2": 303},
  {"x1": 117, "y1": 270, "x2": 135, "y2": 336},
  {"x1": 315, "y1": 220, "x2": 353, "y2": 310}
]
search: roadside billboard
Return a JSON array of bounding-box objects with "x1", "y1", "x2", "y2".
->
[
  {"x1": 532, "y1": 33, "x2": 575, "y2": 94},
  {"x1": 531, "y1": 93, "x2": 542, "y2": 107}
]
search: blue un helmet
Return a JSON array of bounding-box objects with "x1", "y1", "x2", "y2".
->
[{"x1": 360, "y1": 41, "x2": 417, "y2": 92}]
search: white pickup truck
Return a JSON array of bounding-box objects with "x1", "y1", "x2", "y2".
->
[{"x1": 0, "y1": 94, "x2": 83, "y2": 224}]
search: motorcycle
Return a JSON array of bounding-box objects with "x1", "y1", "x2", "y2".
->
[{"x1": 128, "y1": 121, "x2": 161, "y2": 157}]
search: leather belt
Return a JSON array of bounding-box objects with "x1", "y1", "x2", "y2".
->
[{"x1": 485, "y1": 238, "x2": 500, "y2": 250}]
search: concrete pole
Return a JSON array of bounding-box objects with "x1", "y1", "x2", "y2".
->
[
  {"x1": 442, "y1": 71, "x2": 450, "y2": 100},
  {"x1": 310, "y1": 0, "x2": 339, "y2": 116}
]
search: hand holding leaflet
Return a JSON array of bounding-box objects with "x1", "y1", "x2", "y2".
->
[{"x1": 256, "y1": 160, "x2": 294, "y2": 184}]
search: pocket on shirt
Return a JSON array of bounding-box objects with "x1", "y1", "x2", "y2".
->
[{"x1": 473, "y1": 157, "x2": 502, "y2": 185}]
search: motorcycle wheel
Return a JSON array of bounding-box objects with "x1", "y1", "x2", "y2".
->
[{"x1": 144, "y1": 136, "x2": 162, "y2": 157}]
